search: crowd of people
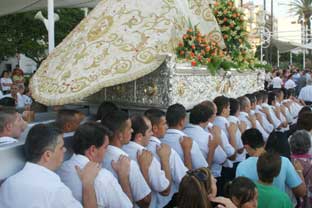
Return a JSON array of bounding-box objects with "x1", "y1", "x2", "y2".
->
[{"x1": 0, "y1": 67, "x2": 311, "y2": 208}]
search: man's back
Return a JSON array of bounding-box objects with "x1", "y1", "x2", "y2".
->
[{"x1": 0, "y1": 162, "x2": 82, "y2": 208}]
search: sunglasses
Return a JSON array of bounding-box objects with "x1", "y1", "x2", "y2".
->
[{"x1": 187, "y1": 169, "x2": 208, "y2": 181}]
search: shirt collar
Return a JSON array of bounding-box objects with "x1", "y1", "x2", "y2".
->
[
  {"x1": 126, "y1": 141, "x2": 145, "y2": 150},
  {"x1": 150, "y1": 136, "x2": 161, "y2": 144},
  {"x1": 240, "y1": 112, "x2": 249, "y2": 117},
  {"x1": 107, "y1": 145, "x2": 129, "y2": 156},
  {"x1": 228, "y1": 115, "x2": 239, "y2": 123},
  {"x1": 24, "y1": 162, "x2": 60, "y2": 181},
  {"x1": 71, "y1": 154, "x2": 90, "y2": 164},
  {"x1": 166, "y1": 128, "x2": 187, "y2": 136},
  {"x1": 0, "y1": 136, "x2": 18, "y2": 145}
]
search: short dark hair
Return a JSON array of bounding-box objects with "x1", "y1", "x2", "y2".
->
[
  {"x1": 224, "y1": 177, "x2": 256, "y2": 207},
  {"x1": 245, "y1": 94, "x2": 256, "y2": 105},
  {"x1": 131, "y1": 115, "x2": 148, "y2": 141},
  {"x1": 229, "y1": 98, "x2": 240, "y2": 116},
  {"x1": 190, "y1": 104, "x2": 212, "y2": 124},
  {"x1": 241, "y1": 128, "x2": 265, "y2": 149},
  {"x1": 24, "y1": 124, "x2": 62, "y2": 163},
  {"x1": 237, "y1": 96, "x2": 249, "y2": 111},
  {"x1": 144, "y1": 108, "x2": 165, "y2": 126},
  {"x1": 166, "y1": 103, "x2": 186, "y2": 127},
  {"x1": 261, "y1": 90, "x2": 268, "y2": 101},
  {"x1": 297, "y1": 112, "x2": 312, "y2": 131},
  {"x1": 0, "y1": 107, "x2": 17, "y2": 133},
  {"x1": 267, "y1": 92, "x2": 277, "y2": 105},
  {"x1": 265, "y1": 131, "x2": 290, "y2": 158},
  {"x1": 257, "y1": 152, "x2": 281, "y2": 183},
  {"x1": 101, "y1": 110, "x2": 129, "y2": 142},
  {"x1": 73, "y1": 122, "x2": 112, "y2": 155},
  {"x1": 213, "y1": 96, "x2": 229, "y2": 116},
  {"x1": 289, "y1": 130, "x2": 311, "y2": 154},
  {"x1": 96, "y1": 101, "x2": 119, "y2": 121},
  {"x1": 0, "y1": 97, "x2": 16, "y2": 107},
  {"x1": 55, "y1": 109, "x2": 81, "y2": 130},
  {"x1": 253, "y1": 92, "x2": 263, "y2": 103},
  {"x1": 298, "y1": 106, "x2": 312, "y2": 119}
]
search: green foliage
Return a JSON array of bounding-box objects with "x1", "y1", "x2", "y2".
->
[{"x1": 0, "y1": 8, "x2": 84, "y2": 64}]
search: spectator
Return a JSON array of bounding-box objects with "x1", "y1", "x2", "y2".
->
[
  {"x1": 284, "y1": 74, "x2": 296, "y2": 91},
  {"x1": 289, "y1": 130, "x2": 312, "y2": 208},
  {"x1": 272, "y1": 71, "x2": 283, "y2": 89},
  {"x1": 265, "y1": 131, "x2": 290, "y2": 159},
  {"x1": 299, "y1": 79, "x2": 312, "y2": 105},
  {"x1": 0, "y1": 124, "x2": 100, "y2": 208},
  {"x1": 236, "y1": 129, "x2": 306, "y2": 198},
  {"x1": 256, "y1": 152, "x2": 292, "y2": 208},
  {"x1": 178, "y1": 167, "x2": 237, "y2": 208},
  {"x1": 0, "y1": 71, "x2": 13, "y2": 94},
  {"x1": 57, "y1": 122, "x2": 133, "y2": 207},
  {"x1": 12, "y1": 65, "x2": 24, "y2": 86},
  {"x1": 224, "y1": 177, "x2": 258, "y2": 208}
]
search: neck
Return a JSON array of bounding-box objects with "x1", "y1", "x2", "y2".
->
[
  {"x1": 0, "y1": 132, "x2": 13, "y2": 138},
  {"x1": 169, "y1": 125, "x2": 183, "y2": 131},
  {"x1": 258, "y1": 180, "x2": 273, "y2": 186},
  {"x1": 111, "y1": 138, "x2": 123, "y2": 148},
  {"x1": 252, "y1": 147, "x2": 265, "y2": 157}
]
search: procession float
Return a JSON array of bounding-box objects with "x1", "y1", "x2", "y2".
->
[{"x1": 29, "y1": 0, "x2": 265, "y2": 110}]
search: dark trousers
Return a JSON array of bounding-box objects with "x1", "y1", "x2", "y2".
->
[{"x1": 216, "y1": 162, "x2": 240, "y2": 196}]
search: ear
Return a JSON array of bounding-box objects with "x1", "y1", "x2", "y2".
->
[
  {"x1": 41, "y1": 150, "x2": 53, "y2": 163},
  {"x1": 85, "y1": 145, "x2": 96, "y2": 161},
  {"x1": 64, "y1": 123, "x2": 73, "y2": 132},
  {"x1": 134, "y1": 133, "x2": 143, "y2": 143},
  {"x1": 152, "y1": 124, "x2": 158, "y2": 133}
]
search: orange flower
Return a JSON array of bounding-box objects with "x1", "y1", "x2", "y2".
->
[
  {"x1": 188, "y1": 28, "x2": 193, "y2": 33},
  {"x1": 197, "y1": 55, "x2": 202, "y2": 60},
  {"x1": 233, "y1": 13, "x2": 237, "y2": 18},
  {"x1": 224, "y1": 10, "x2": 228, "y2": 15},
  {"x1": 205, "y1": 46, "x2": 211, "y2": 52},
  {"x1": 183, "y1": 34, "x2": 188, "y2": 39},
  {"x1": 223, "y1": 34, "x2": 228, "y2": 40},
  {"x1": 180, "y1": 50, "x2": 185, "y2": 55},
  {"x1": 207, "y1": 58, "x2": 211, "y2": 63},
  {"x1": 230, "y1": 23, "x2": 234, "y2": 28},
  {"x1": 191, "y1": 61, "x2": 197, "y2": 66},
  {"x1": 191, "y1": 45, "x2": 196, "y2": 49},
  {"x1": 224, "y1": 17, "x2": 227, "y2": 22},
  {"x1": 178, "y1": 42, "x2": 183, "y2": 47},
  {"x1": 201, "y1": 50, "x2": 206, "y2": 55},
  {"x1": 190, "y1": 52, "x2": 195, "y2": 57},
  {"x1": 214, "y1": 2, "x2": 219, "y2": 6}
]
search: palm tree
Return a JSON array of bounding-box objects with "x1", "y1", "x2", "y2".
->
[{"x1": 290, "y1": 0, "x2": 312, "y2": 44}]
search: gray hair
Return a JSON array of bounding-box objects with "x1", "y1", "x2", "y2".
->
[
  {"x1": 289, "y1": 130, "x2": 311, "y2": 154},
  {"x1": 307, "y1": 78, "x2": 312, "y2": 85},
  {"x1": 237, "y1": 96, "x2": 250, "y2": 111}
]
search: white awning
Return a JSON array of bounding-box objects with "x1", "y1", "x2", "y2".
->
[
  {"x1": 272, "y1": 38, "x2": 312, "y2": 53},
  {"x1": 0, "y1": 0, "x2": 99, "y2": 16}
]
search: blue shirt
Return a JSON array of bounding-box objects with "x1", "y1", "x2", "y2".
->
[{"x1": 236, "y1": 156, "x2": 302, "y2": 191}]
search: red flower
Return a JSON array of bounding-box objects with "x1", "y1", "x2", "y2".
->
[
  {"x1": 180, "y1": 51, "x2": 185, "y2": 55},
  {"x1": 224, "y1": 17, "x2": 227, "y2": 22},
  {"x1": 178, "y1": 42, "x2": 183, "y2": 47},
  {"x1": 190, "y1": 52, "x2": 195, "y2": 57},
  {"x1": 191, "y1": 61, "x2": 197, "y2": 66},
  {"x1": 207, "y1": 58, "x2": 211, "y2": 63},
  {"x1": 205, "y1": 46, "x2": 211, "y2": 52},
  {"x1": 191, "y1": 45, "x2": 196, "y2": 49}
]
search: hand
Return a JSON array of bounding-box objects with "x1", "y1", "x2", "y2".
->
[
  {"x1": 75, "y1": 161, "x2": 101, "y2": 186},
  {"x1": 137, "y1": 149, "x2": 153, "y2": 172},
  {"x1": 261, "y1": 107, "x2": 270, "y2": 117},
  {"x1": 209, "y1": 196, "x2": 237, "y2": 208},
  {"x1": 293, "y1": 159, "x2": 303, "y2": 172},
  {"x1": 226, "y1": 123, "x2": 237, "y2": 136},
  {"x1": 208, "y1": 133, "x2": 220, "y2": 150},
  {"x1": 180, "y1": 136, "x2": 193, "y2": 153},
  {"x1": 156, "y1": 143, "x2": 171, "y2": 162},
  {"x1": 112, "y1": 155, "x2": 131, "y2": 179},
  {"x1": 255, "y1": 113, "x2": 263, "y2": 124},
  {"x1": 248, "y1": 114, "x2": 257, "y2": 126},
  {"x1": 209, "y1": 125, "x2": 221, "y2": 140}
]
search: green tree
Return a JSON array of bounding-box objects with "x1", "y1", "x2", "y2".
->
[{"x1": 0, "y1": 8, "x2": 84, "y2": 64}]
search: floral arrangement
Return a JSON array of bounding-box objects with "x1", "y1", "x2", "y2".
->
[
  {"x1": 176, "y1": 26, "x2": 236, "y2": 74},
  {"x1": 213, "y1": 0, "x2": 257, "y2": 69}
]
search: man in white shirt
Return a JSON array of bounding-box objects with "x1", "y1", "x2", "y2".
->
[
  {"x1": 299, "y1": 78, "x2": 312, "y2": 105},
  {"x1": 101, "y1": 110, "x2": 152, "y2": 208},
  {"x1": 254, "y1": 91, "x2": 274, "y2": 134},
  {"x1": 162, "y1": 103, "x2": 208, "y2": 170},
  {"x1": 183, "y1": 103, "x2": 226, "y2": 178},
  {"x1": 0, "y1": 124, "x2": 100, "y2": 208},
  {"x1": 272, "y1": 71, "x2": 283, "y2": 89},
  {"x1": 0, "y1": 71, "x2": 12, "y2": 94},
  {"x1": 285, "y1": 74, "x2": 297, "y2": 90},
  {"x1": 3, "y1": 84, "x2": 27, "y2": 109},
  {"x1": 0, "y1": 108, "x2": 27, "y2": 145},
  {"x1": 57, "y1": 122, "x2": 133, "y2": 207},
  {"x1": 55, "y1": 109, "x2": 85, "y2": 133},
  {"x1": 144, "y1": 108, "x2": 187, "y2": 208},
  {"x1": 122, "y1": 115, "x2": 170, "y2": 208}
]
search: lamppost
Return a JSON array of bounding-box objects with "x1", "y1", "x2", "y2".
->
[{"x1": 256, "y1": 10, "x2": 271, "y2": 63}]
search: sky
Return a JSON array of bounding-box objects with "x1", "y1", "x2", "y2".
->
[{"x1": 251, "y1": 0, "x2": 295, "y2": 18}]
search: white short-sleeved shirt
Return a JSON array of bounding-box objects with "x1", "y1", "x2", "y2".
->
[
  {"x1": 146, "y1": 136, "x2": 187, "y2": 207},
  {"x1": 272, "y1": 76, "x2": 283, "y2": 88},
  {"x1": 0, "y1": 136, "x2": 17, "y2": 146},
  {"x1": 184, "y1": 124, "x2": 227, "y2": 177},
  {"x1": 284, "y1": 79, "x2": 296, "y2": 89},
  {"x1": 122, "y1": 141, "x2": 169, "y2": 208},
  {"x1": 274, "y1": 103, "x2": 290, "y2": 132},
  {"x1": 0, "y1": 162, "x2": 82, "y2": 208},
  {"x1": 299, "y1": 85, "x2": 312, "y2": 102},
  {"x1": 262, "y1": 103, "x2": 282, "y2": 129},
  {"x1": 255, "y1": 105, "x2": 274, "y2": 134},
  {"x1": 162, "y1": 129, "x2": 208, "y2": 169},
  {"x1": 0, "y1": 78, "x2": 12, "y2": 91},
  {"x1": 227, "y1": 116, "x2": 246, "y2": 162},
  {"x1": 57, "y1": 154, "x2": 132, "y2": 208},
  {"x1": 102, "y1": 145, "x2": 151, "y2": 203},
  {"x1": 205, "y1": 123, "x2": 235, "y2": 168},
  {"x1": 4, "y1": 93, "x2": 29, "y2": 108}
]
